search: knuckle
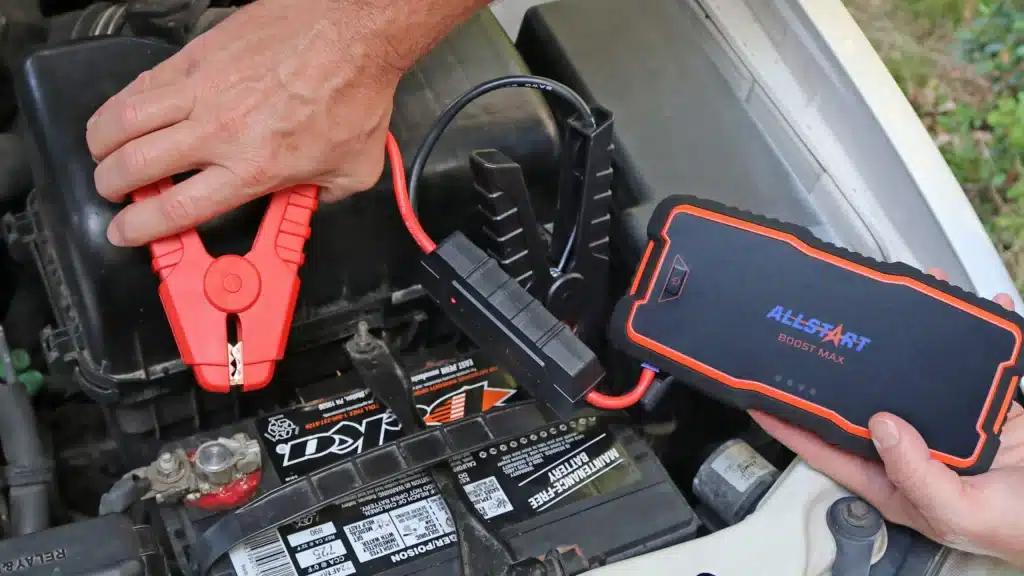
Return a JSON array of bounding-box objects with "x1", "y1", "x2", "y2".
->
[
  {"x1": 138, "y1": 70, "x2": 157, "y2": 90},
  {"x1": 158, "y1": 194, "x2": 197, "y2": 229},
  {"x1": 131, "y1": 70, "x2": 154, "y2": 93},
  {"x1": 349, "y1": 148, "x2": 386, "y2": 191},
  {"x1": 85, "y1": 129, "x2": 104, "y2": 158},
  {"x1": 234, "y1": 161, "x2": 272, "y2": 190},
  {"x1": 118, "y1": 99, "x2": 143, "y2": 130},
  {"x1": 121, "y1": 142, "x2": 151, "y2": 173},
  {"x1": 352, "y1": 167, "x2": 383, "y2": 191},
  {"x1": 213, "y1": 114, "x2": 247, "y2": 141}
]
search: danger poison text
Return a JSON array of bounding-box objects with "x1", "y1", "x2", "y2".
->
[
  {"x1": 389, "y1": 535, "x2": 457, "y2": 564},
  {"x1": 528, "y1": 447, "x2": 622, "y2": 510}
]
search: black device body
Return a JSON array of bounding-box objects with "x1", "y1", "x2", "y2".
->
[
  {"x1": 418, "y1": 232, "x2": 604, "y2": 418},
  {"x1": 610, "y1": 195, "x2": 1024, "y2": 475}
]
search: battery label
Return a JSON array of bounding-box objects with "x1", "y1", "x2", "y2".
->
[
  {"x1": 410, "y1": 351, "x2": 519, "y2": 426},
  {"x1": 257, "y1": 388, "x2": 403, "y2": 483},
  {"x1": 230, "y1": 416, "x2": 639, "y2": 576},
  {"x1": 257, "y1": 352, "x2": 520, "y2": 483}
]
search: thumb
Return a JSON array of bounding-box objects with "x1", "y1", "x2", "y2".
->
[{"x1": 869, "y1": 413, "x2": 968, "y2": 527}]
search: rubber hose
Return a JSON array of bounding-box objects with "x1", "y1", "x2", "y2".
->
[
  {"x1": 0, "y1": 133, "x2": 31, "y2": 206},
  {"x1": 0, "y1": 326, "x2": 50, "y2": 536}
]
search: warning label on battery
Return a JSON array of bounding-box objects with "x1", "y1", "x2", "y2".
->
[
  {"x1": 450, "y1": 416, "x2": 640, "y2": 525},
  {"x1": 257, "y1": 352, "x2": 520, "y2": 483},
  {"x1": 410, "y1": 352, "x2": 519, "y2": 426},
  {"x1": 230, "y1": 417, "x2": 639, "y2": 576}
]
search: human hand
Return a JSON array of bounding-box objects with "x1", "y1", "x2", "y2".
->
[
  {"x1": 751, "y1": 268, "x2": 1024, "y2": 568},
  {"x1": 85, "y1": 0, "x2": 405, "y2": 247},
  {"x1": 86, "y1": 0, "x2": 487, "y2": 247}
]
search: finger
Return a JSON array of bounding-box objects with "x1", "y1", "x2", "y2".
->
[
  {"x1": 111, "y1": 47, "x2": 200, "y2": 100},
  {"x1": 992, "y1": 403, "x2": 1024, "y2": 468},
  {"x1": 750, "y1": 411, "x2": 927, "y2": 528},
  {"x1": 993, "y1": 293, "x2": 1015, "y2": 311},
  {"x1": 107, "y1": 165, "x2": 247, "y2": 246},
  {"x1": 88, "y1": 50, "x2": 199, "y2": 131},
  {"x1": 868, "y1": 413, "x2": 969, "y2": 530},
  {"x1": 927, "y1": 268, "x2": 949, "y2": 281},
  {"x1": 87, "y1": 85, "x2": 196, "y2": 161},
  {"x1": 751, "y1": 412, "x2": 894, "y2": 495},
  {"x1": 93, "y1": 121, "x2": 203, "y2": 203}
]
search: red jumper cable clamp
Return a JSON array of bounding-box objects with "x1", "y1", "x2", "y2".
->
[{"x1": 132, "y1": 179, "x2": 319, "y2": 393}]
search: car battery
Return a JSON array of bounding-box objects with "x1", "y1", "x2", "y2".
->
[{"x1": 159, "y1": 351, "x2": 699, "y2": 575}]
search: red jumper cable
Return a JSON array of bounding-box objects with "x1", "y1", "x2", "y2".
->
[
  {"x1": 385, "y1": 132, "x2": 655, "y2": 410},
  {"x1": 133, "y1": 179, "x2": 318, "y2": 393}
]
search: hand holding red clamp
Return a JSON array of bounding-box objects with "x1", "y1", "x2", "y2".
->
[{"x1": 132, "y1": 179, "x2": 319, "y2": 393}]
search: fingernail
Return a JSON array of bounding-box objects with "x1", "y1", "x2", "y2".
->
[
  {"x1": 87, "y1": 113, "x2": 97, "y2": 129},
  {"x1": 870, "y1": 416, "x2": 900, "y2": 449},
  {"x1": 106, "y1": 220, "x2": 126, "y2": 247}
]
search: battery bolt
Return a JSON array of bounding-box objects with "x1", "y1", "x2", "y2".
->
[
  {"x1": 156, "y1": 452, "x2": 178, "y2": 475},
  {"x1": 841, "y1": 499, "x2": 874, "y2": 528},
  {"x1": 349, "y1": 321, "x2": 379, "y2": 357},
  {"x1": 143, "y1": 448, "x2": 194, "y2": 502}
]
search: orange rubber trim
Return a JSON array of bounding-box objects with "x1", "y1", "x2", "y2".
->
[
  {"x1": 629, "y1": 242, "x2": 655, "y2": 296},
  {"x1": 995, "y1": 376, "x2": 1019, "y2": 434},
  {"x1": 625, "y1": 204, "x2": 1024, "y2": 468}
]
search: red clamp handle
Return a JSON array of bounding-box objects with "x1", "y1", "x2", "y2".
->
[{"x1": 132, "y1": 179, "x2": 319, "y2": 393}]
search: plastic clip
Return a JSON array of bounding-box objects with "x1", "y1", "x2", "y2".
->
[
  {"x1": 132, "y1": 179, "x2": 318, "y2": 393},
  {"x1": 470, "y1": 106, "x2": 614, "y2": 349}
]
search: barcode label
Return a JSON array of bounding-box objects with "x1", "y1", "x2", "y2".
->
[
  {"x1": 464, "y1": 476, "x2": 513, "y2": 519},
  {"x1": 229, "y1": 531, "x2": 298, "y2": 576}
]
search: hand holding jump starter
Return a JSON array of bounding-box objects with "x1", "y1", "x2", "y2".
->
[{"x1": 610, "y1": 195, "x2": 1024, "y2": 475}]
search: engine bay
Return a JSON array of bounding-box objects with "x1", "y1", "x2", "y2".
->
[{"x1": 0, "y1": 0, "x2": 966, "y2": 574}]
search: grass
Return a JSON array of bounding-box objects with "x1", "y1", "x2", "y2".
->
[{"x1": 844, "y1": 0, "x2": 1024, "y2": 291}]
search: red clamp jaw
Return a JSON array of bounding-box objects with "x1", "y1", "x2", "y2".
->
[{"x1": 132, "y1": 180, "x2": 319, "y2": 393}]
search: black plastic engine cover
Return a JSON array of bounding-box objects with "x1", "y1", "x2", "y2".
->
[
  {"x1": 515, "y1": 0, "x2": 826, "y2": 266},
  {"x1": 0, "y1": 514, "x2": 165, "y2": 576},
  {"x1": 7, "y1": 11, "x2": 559, "y2": 400}
]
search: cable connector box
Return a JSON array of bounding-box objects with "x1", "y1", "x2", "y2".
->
[{"x1": 419, "y1": 232, "x2": 604, "y2": 418}]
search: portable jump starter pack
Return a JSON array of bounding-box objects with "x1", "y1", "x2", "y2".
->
[{"x1": 610, "y1": 195, "x2": 1024, "y2": 475}]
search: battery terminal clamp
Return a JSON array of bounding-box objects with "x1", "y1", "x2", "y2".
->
[
  {"x1": 101, "y1": 432, "x2": 263, "y2": 514},
  {"x1": 132, "y1": 179, "x2": 318, "y2": 393}
]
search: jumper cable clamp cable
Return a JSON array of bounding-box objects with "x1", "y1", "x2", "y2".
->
[{"x1": 132, "y1": 179, "x2": 318, "y2": 393}]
